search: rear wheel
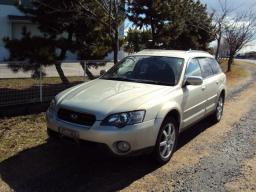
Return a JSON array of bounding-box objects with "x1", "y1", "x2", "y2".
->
[
  {"x1": 212, "y1": 95, "x2": 224, "y2": 123},
  {"x1": 154, "y1": 117, "x2": 178, "y2": 164}
]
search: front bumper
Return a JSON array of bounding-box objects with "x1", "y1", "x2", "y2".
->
[{"x1": 46, "y1": 110, "x2": 156, "y2": 155}]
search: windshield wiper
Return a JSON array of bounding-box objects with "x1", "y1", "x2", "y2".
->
[
  {"x1": 133, "y1": 79, "x2": 174, "y2": 86},
  {"x1": 102, "y1": 77, "x2": 174, "y2": 86},
  {"x1": 101, "y1": 77, "x2": 137, "y2": 82}
]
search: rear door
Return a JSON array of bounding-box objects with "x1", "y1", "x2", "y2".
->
[{"x1": 197, "y1": 57, "x2": 219, "y2": 114}]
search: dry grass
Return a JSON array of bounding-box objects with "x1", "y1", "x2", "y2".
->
[
  {"x1": 220, "y1": 59, "x2": 250, "y2": 89},
  {"x1": 0, "y1": 113, "x2": 47, "y2": 162},
  {"x1": 0, "y1": 76, "x2": 87, "y2": 89}
]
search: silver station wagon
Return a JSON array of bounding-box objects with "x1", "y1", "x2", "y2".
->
[{"x1": 47, "y1": 50, "x2": 226, "y2": 164}]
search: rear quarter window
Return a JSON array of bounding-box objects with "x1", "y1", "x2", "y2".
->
[
  {"x1": 198, "y1": 58, "x2": 214, "y2": 78},
  {"x1": 208, "y1": 58, "x2": 222, "y2": 74}
]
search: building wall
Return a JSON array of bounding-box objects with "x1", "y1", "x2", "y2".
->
[
  {"x1": 0, "y1": 3, "x2": 126, "y2": 61},
  {"x1": 0, "y1": 4, "x2": 23, "y2": 60}
]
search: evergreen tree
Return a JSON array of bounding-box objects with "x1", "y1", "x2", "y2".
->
[
  {"x1": 71, "y1": 0, "x2": 126, "y2": 64},
  {"x1": 4, "y1": 28, "x2": 56, "y2": 78},
  {"x1": 128, "y1": 0, "x2": 215, "y2": 50},
  {"x1": 4, "y1": 0, "x2": 115, "y2": 83},
  {"x1": 124, "y1": 29, "x2": 151, "y2": 53}
]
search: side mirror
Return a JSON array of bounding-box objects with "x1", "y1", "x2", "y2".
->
[
  {"x1": 100, "y1": 69, "x2": 107, "y2": 76},
  {"x1": 185, "y1": 76, "x2": 203, "y2": 86}
]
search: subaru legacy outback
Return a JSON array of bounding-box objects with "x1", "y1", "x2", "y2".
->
[{"x1": 47, "y1": 50, "x2": 226, "y2": 164}]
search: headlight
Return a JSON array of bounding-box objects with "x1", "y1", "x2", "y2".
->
[
  {"x1": 48, "y1": 99, "x2": 56, "y2": 112},
  {"x1": 101, "y1": 110, "x2": 146, "y2": 128}
]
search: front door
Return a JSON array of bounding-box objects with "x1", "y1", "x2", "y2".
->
[{"x1": 182, "y1": 58, "x2": 207, "y2": 128}]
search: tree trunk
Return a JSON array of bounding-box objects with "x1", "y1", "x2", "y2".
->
[
  {"x1": 150, "y1": 0, "x2": 156, "y2": 48},
  {"x1": 150, "y1": 17, "x2": 156, "y2": 48},
  {"x1": 113, "y1": 0, "x2": 119, "y2": 64},
  {"x1": 55, "y1": 31, "x2": 73, "y2": 84},
  {"x1": 55, "y1": 62, "x2": 69, "y2": 84},
  {"x1": 215, "y1": 29, "x2": 222, "y2": 60},
  {"x1": 113, "y1": 28, "x2": 119, "y2": 64},
  {"x1": 227, "y1": 55, "x2": 234, "y2": 72},
  {"x1": 85, "y1": 65, "x2": 95, "y2": 80},
  {"x1": 80, "y1": 61, "x2": 95, "y2": 80},
  {"x1": 55, "y1": 49, "x2": 69, "y2": 84}
]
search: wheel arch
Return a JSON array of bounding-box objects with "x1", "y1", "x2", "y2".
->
[
  {"x1": 155, "y1": 103, "x2": 182, "y2": 139},
  {"x1": 220, "y1": 89, "x2": 225, "y2": 98},
  {"x1": 164, "y1": 110, "x2": 181, "y2": 129},
  {"x1": 218, "y1": 88, "x2": 226, "y2": 103}
]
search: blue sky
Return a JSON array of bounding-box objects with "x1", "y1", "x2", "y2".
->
[
  {"x1": 201, "y1": 0, "x2": 256, "y2": 52},
  {"x1": 201, "y1": 0, "x2": 256, "y2": 14}
]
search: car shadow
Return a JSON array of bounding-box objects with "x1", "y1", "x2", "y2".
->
[{"x1": 0, "y1": 117, "x2": 215, "y2": 192}]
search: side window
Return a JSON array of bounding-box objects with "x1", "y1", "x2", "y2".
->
[
  {"x1": 208, "y1": 58, "x2": 222, "y2": 74},
  {"x1": 198, "y1": 58, "x2": 214, "y2": 78},
  {"x1": 186, "y1": 58, "x2": 202, "y2": 77}
]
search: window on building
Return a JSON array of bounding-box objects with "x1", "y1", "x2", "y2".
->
[{"x1": 0, "y1": 0, "x2": 31, "y2": 6}]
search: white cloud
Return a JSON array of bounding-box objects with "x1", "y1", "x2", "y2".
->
[
  {"x1": 202, "y1": 0, "x2": 256, "y2": 53},
  {"x1": 239, "y1": 40, "x2": 256, "y2": 53},
  {"x1": 200, "y1": 0, "x2": 256, "y2": 14}
]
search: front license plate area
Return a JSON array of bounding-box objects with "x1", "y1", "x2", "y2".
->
[{"x1": 59, "y1": 127, "x2": 79, "y2": 140}]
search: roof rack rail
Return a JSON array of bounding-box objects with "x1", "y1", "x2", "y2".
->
[
  {"x1": 186, "y1": 49, "x2": 209, "y2": 54},
  {"x1": 140, "y1": 49, "x2": 164, "y2": 51}
]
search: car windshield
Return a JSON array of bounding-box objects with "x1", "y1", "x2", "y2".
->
[{"x1": 101, "y1": 56, "x2": 184, "y2": 86}]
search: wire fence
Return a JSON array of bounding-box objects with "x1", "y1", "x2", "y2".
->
[{"x1": 0, "y1": 60, "x2": 113, "y2": 107}]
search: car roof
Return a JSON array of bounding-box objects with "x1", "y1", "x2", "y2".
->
[{"x1": 133, "y1": 49, "x2": 214, "y2": 59}]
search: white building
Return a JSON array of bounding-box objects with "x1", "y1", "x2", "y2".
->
[
  {"x1": 0, "y1": 0, "x2": 126, "y2": 61},
  {"x1": 0, "y1": 0, "x2": 41, "y2": 61}
]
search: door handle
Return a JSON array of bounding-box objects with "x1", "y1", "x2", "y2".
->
[
  {"x1": 216, "y1": 80, "x2": 219, "y2": 85},
  {"x1": 202, "y1": 85, "x2": 206, "y2": 91}
]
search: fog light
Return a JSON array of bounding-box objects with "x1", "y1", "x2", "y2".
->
[{"x1": 116, "y1": 141, "x2": 131, "y2": 153}]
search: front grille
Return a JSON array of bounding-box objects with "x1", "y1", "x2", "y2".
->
[{"x1": 57, "y1": 108, "x2": 96, "y2": 126}]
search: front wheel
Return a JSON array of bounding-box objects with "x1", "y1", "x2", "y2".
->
[{"x1": 154, "y1": 117, "x2": 178, "y2": 164}]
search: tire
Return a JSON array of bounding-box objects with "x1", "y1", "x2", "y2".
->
[
  {"x1": 47, "y1": 128, "x2": 58, "y2": 140},
  {"x1": 212, "y1": 95, "x2": 224, "y2": 123},
  {"x1": 154, "y1": 116, "x2": 178, "y2": 164}
]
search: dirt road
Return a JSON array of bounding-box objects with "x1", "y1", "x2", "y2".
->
[{"x1": 0, "y1": 64, "x2": 256, "y2": 192}]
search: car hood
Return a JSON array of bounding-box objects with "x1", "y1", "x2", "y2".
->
[{"x1": 58, "y1": 79, "x2": 175, "y2": 120}]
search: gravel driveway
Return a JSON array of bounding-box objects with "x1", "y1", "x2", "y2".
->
[{"x1": 0, "y1": 65, "x2": 256, "y2": 192}]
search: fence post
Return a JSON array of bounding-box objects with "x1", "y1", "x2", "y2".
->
[{"x1": 39, "y1": 64, "x2": 43, "y2": 103}]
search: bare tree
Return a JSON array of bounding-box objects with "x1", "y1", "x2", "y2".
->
[
  {"x1": 213, "y1": 0, "x2": 234, "y2": 60},
  {"x1": 224, "y1": 12, "x2": 256, "y2": 72}
]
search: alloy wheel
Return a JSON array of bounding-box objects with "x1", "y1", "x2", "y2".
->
[
  {"x1": 159, "y1": 123, "x2": 176, "y2": 159},
  {"x1": 216, "y1": 97, "x2": 224, "y2": 121}
]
